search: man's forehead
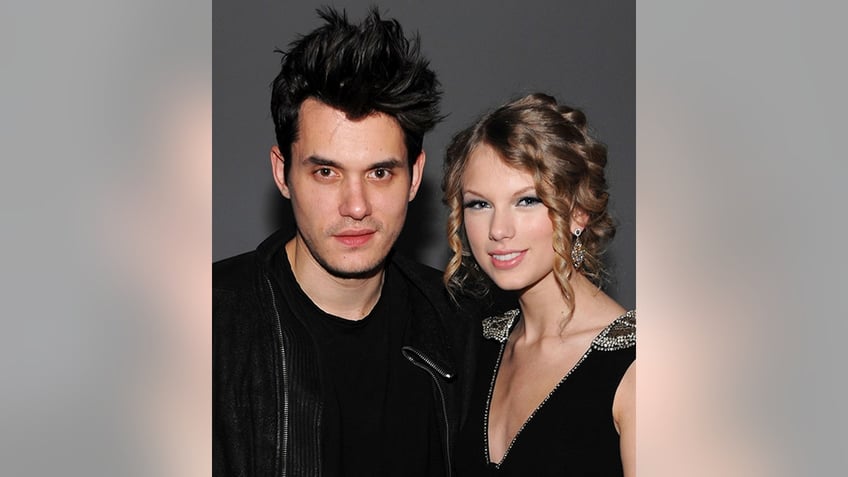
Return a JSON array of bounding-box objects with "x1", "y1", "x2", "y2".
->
[{"x1": 292, "y1": 99, "x2": 408, "y2": 164}]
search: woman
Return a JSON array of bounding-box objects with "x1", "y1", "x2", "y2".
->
[{"x1": 443, "y1": 93, "x2": 635, "y2": 476}]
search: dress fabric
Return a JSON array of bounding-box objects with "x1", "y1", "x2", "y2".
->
[{"x1": 455, "y1": 311, "x2": 636, "y2": 477}]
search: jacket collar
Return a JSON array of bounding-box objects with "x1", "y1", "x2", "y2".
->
[
  {"x1": 390, "y1": 253, "x2": 457, "y2": 379},
  {"x1": 256, "y1": 228, "x2": 292, "y2": 268}
]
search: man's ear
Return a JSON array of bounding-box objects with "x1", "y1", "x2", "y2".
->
[
  {"x1": 408, "y1": 151, "x2": 426, "y2": 201},
  {"x1": 570, "y1": 208, "x2": 589, "y2": 233},
  {"x1": 270, "y1": 145, "x2": 291, "y2": 199}
]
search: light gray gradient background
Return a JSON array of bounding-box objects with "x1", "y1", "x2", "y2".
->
[
  {"x1": 3, "y1": 1, "x2": 848, "y2": 476},
  {"x1": 213, "y1": 1, "x2": 636, "y2": 308}
]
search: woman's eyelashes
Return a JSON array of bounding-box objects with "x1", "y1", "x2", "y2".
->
[
  {"x1": 516, "y1": 196, "x2": 542, "y2": 207},
  {"x1": 463, "y1": 199, "x2": 490, "y2": 209},
  {"x1": 463, "y1": 196, "x2": 543, "y2": 209}
]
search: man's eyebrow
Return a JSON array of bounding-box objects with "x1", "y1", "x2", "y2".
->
[
  {"x1": 303, "y1": 155, "x2": 404, "y2": 170},
  {"x1": 371, "y1": 158, "x2": 403, "y2": 169},
  {"x1": 304, "y1": 155, "x2": 339, "y2": 167}
]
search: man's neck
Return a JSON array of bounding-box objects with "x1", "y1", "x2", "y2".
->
[{"x1": 284, "y1": 238, "x2": 385, "y2": 320}]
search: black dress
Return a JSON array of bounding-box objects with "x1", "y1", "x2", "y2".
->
[{"x1": 455, "y1": 310, "x2": 636, "y2": 476}]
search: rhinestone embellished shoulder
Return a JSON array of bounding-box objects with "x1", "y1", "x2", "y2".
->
[
  {"x1": 482, "y1": 309, "x2": 520, "y2": 343},
  {"x1": 591, "y1": 310, "x2": 636, "y2": 351}
]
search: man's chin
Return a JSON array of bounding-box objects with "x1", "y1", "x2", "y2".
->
[{"x1": 320, "y1": 258, "x2": 386, "y2": 280}]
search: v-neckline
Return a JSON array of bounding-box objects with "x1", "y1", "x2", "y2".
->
[{"x1": 482, "y1": 312, "x2": 622, "y2": 468}]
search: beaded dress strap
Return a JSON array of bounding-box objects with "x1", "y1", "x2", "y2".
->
[
  {"x1": 481, "y1": 309, "x2": 520, "y2": 343},
  {"x1": 481, "y1": 309, "x2": 636, "y2": 350},
  {"x1": 591, "y1": 310, "x2": 636, "y2": 351}
]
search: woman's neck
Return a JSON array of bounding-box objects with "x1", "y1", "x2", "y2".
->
[{"x1": 516, "y1": 272, "x2": 616, "y2": 343}]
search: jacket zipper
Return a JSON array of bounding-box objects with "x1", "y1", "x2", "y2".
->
[
  {"x1": 402, "y1": 346, "x2": 453, "y2": 477},
  {"x1": 266, "y1": 276, "x2": 289, "y2": 477}
]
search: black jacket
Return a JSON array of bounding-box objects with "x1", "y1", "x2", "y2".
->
[{"x1": 213, "y1": 230, "x2": 480, "y2": 477}]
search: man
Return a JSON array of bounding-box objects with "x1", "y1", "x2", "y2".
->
[{"x1": 213, "y1": 8, "x2": 477, "y2": 476}]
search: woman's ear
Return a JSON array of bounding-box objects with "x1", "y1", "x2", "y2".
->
[{"x1": 570, "y1": 208, "x2": 589, "y2": 233}]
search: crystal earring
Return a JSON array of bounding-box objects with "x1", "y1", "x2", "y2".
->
[{"x1": 571, "y1": 229, "x2": 585, "y2": 269}]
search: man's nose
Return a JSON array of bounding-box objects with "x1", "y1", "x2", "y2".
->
[{"x1": 338, "y1": 178, "x2": 371, "y2": 220}]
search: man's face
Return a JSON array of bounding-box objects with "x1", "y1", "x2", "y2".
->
[{"x1": 272, "y1": 98, "x2": 424, "y2": 279}]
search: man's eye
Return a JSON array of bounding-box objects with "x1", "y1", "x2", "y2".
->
[
  {"x1": 371, "y1": 168, "x2": 391, "y2": 179},
  {"x1": 316, "y1": 168, "x2": 333, "y2": 177}
]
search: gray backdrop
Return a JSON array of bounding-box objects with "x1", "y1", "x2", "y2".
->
[
  {"x1": 213, "y1": 0, "x2": 635, "y2": 307},
  {"x1": 8, "y1": 0, "x2": 848, "y2": 475}
]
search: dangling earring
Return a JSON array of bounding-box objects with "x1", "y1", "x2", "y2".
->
[{"x1": 571, "y1": 229, "x2": 585, "y2": 270}]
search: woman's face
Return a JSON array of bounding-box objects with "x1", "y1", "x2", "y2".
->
[{"x1": 461, "y1": 144, "x2": 556, "y2": 292}]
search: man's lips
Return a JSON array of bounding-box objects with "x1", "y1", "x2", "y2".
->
[
  {"x1": 334, "y1": 230, "x2": 376, "y2": 247},
  {"x1": 489, "y1": 250, "x2": 527, "y2": 269}
]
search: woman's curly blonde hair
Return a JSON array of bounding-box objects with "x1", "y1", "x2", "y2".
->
[{"x1": 442, "y1": 93, "x2": 615, "y2": 314}]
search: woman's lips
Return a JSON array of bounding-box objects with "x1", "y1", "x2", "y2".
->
[{"x1": 489, "y1": 250, "x2": 526, "y2": 269}]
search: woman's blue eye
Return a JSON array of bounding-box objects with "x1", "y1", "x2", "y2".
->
[
  {"x1": 463, "y1": 200, "x2": 489, "y2": 209},
  {"x1": 517, "y1": 196, "x2": 542, "y2": 206}
]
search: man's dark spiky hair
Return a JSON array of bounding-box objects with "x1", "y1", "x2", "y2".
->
[{"x1": 270, "y1": 6, "x2": 443, "y2": 170}]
